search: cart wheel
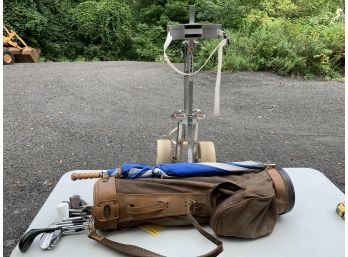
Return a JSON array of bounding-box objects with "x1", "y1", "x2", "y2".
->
[
  {"x1": 3, "y1": 49, "x2": 14, "y2": 65},
  {"x1": 196, "y1": 141, "x2": 216, "y2": 162},
  {"x1": 156, "y1": 139, "x2": 172, "y2": 164}
]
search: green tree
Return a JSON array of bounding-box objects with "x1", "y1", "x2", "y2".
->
[
  {"x1": 2, "y1": 0, "x2": 345, "y2": 79},
  {"x1": 71, "y1": 0, "x2": 133, "y2": 60}
]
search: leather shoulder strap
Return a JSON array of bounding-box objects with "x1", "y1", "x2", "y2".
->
[
  {"x1": 89, "y1": 201, "x2": 223, "y2": 257},
  {"x1": 187, "y1": 202, "x2": 223, "y2": 257},
  {"x1": 89, "y1": 232, "x2": 165, "y2": 257}
]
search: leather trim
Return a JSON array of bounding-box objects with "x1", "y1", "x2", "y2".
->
[
  {"x1": 92, "y1": 178, "x2": 118, "y2": 230},
  {"x1": 95, "y1": 199, "x2": 119, "y2": 221},
  {"x1": 117, "y1": 193, "x2": 209, "y2": 223},
  {"x1": 266, "y1": 167, "x2": 291, "y2": 214},
  {"x1": 89, "y1": 231, "x2": 105, "y2": 242}
]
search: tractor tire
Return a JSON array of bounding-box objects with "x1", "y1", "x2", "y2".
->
[{"x1": 3, "y1": 49, "x2": 14, "y2": 65}]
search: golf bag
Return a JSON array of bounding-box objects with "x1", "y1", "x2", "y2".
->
[{"x1": 89, "y1": 165, "x2": 295, "y2": 257}]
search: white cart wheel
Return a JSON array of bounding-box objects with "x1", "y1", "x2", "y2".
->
[
  {"x1": 156, "y1": 139, "x2": 172, "y2": 164},
  {"x1": 196, "y1": 141, "x2": 216, "y2": 162}
]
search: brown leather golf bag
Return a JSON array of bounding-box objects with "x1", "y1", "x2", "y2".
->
[{"x1": 89, "y1": 166, "x2": 295, "y2": 257}]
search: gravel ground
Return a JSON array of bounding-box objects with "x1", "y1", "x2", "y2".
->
[{"x1": 3, "y1": 61, "x2": 344, "y2": 257}]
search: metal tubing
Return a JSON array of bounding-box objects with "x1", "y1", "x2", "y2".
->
[
  {"x1": 61, "y1": 224, "x2": 86, "y2": 230},
  {"x1": 186, "y1": 37, "x2": 195, "y2": 162},
  {"x1": 189, "y1": 5, "x2": 195, "y2": 23},
  {"x1": 193, "y1": 122, "x2": 199, "y2": 159},
  {"x1": 181, "y1": 6, "x2": 196, "y2": 163},
  {"x1": 62, "y1": 216, "x2": 85, "y2": 222},
  {"x1": 53, "y1": 219, "x2": 86, "y2": 225},
  {"x1": 62, "y1": 229, "x2": 86, "y2": 235},
  {"x1": 174, "y1": 3, "x2": 200, "y2": 163},
  {"x1": 55, "y1": 224, "x2": 86, "y2": 230},
  {"x1": 186, "y1": 80, "x2": 194, "y2": 163},
  {"x1": 174, "y1": 122, "x2": 182, "y2": 161}
]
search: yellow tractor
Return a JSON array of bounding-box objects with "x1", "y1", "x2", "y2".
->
[{"x1": 3, "y1": 25, "x2": 41, "y2": 65}]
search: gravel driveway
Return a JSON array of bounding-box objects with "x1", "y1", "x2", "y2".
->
[{"x1": 3, "y1": 61, "x2": 344, "y2": 257}]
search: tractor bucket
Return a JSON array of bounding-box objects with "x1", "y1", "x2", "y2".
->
[{"x1": 15, "y1": 47, "x2": 41, "y2": 63}]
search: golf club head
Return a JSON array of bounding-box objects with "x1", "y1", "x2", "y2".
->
[
  {"x1": 39, "y1": 232, "x2": 54, "y2": 250},
  {"x1": 19, "y1": 227, "x2": 61, "y2": 253},
  {"x1": 39, "y1": 224, "x2": 63, "y2": 250},
  {"x1": 48, "y1": 230, "x2": 63, "y2": 249}
]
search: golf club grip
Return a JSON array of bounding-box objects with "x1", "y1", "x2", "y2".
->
[
  {"x1": 19, "y1": 228, "x2": 60, "y2": 253},
  {"x1": 71, "y1": 172, "x2": 102, "y2": 181}
]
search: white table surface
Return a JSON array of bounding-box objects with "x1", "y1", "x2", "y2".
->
[{"x1": 10, "y1": 168, "x2": 345, "y2": 257}]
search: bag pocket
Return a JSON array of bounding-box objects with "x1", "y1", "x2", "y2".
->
[{"x1": 210, "y1": 188, "x2": 278, "y2": 238}]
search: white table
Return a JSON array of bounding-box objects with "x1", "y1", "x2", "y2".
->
[{"x1": 10, "y1": 168, "x2": 345, "y2": 257}]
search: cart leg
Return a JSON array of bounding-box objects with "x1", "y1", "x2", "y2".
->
[
  {"x1": 187, "y1": 118, "x2": 194, "y2": 163},
  {"x1": 174, "y1": 122, "x2": 185, "y2": 162},
  {"x1": 192, "y1": 122, "x2": 199, "y2": 161}
]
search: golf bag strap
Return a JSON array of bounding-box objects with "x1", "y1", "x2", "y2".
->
[
  {"x1": 187, "y1": 202, "x2": 223, "y2": 257},
  {"x1": 89, "y1": 201, "x2": 223, "y2": 257},
  {"x1": 163, "y1": 31, "x2": 228, "y2": 116},
  {"x1": 163, "y1": 31, "x2": 227, "y2": 77},
  {"x1": 88, "y1": 232, "x2": 165, "y2": 257}
]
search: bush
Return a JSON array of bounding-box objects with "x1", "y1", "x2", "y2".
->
[
  {"x1": 3, "y1": 0, "x2": 345, "y2": 79},
  {"x1": 71, "y1": 0, "x2": 133, "y2": 60},
  {"x1": 195, "y1": 6, "x2": 344, "y2": 79},
  {"x1": 130, "y1": 24, "x2": 165, "y2": 61}
]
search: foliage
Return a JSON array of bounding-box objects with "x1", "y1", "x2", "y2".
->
[
  {"x1": 131, "y1": 24, "x2": 165, "y2": 61},
  {"x1": 196, "y1": 0, "x2": 344, "y2": 79},
  {"x1": 71, "y1": 0, "x2": 133, "y2": 60},
  {"x1": 3, "y1": 0, "x2": 345, "y2": 79}
]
